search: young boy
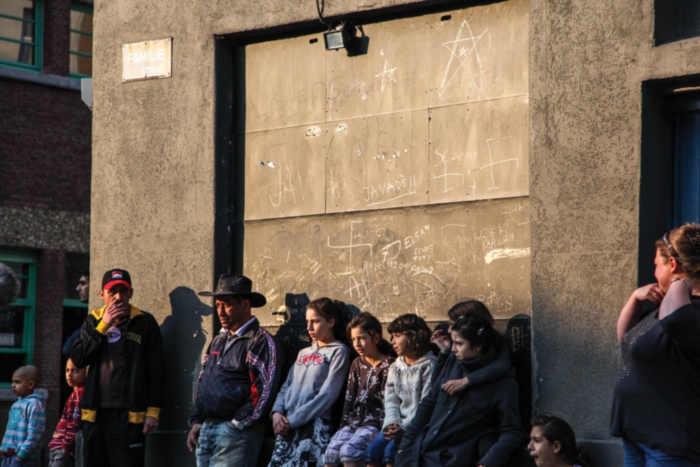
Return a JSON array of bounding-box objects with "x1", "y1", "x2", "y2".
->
[
  {"x1": 323, "y1": 312, "x2": 394, "y2": 467},
  {"x1": 0, "y1": 366, "x2": 46, "y2": 467},
  {"x1": 49, "y1": 359, "x2": 86, "y2": 467}
]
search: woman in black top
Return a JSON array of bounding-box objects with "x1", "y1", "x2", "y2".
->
[
  {"x1": 397, "y1": 314, "x2": 522, "y2": 467},
  {"x1": 611, "y1": 224, "x2": 700, "y2": 466}
]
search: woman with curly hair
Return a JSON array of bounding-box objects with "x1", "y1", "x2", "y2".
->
[
  {"x1": 269, "y1": 298, "x2": 352, "y2": 467},
  {"x1": 611, "y1": 224, "x2": 700, "y2": 466},
  {"x1": 366, "y1": 314, "x2": 436, "y2": 467}
]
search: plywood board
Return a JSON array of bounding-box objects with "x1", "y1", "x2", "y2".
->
[
  {"x1": 246, "y1": 34, "x2": 327, "y2": 132},
  {"x1": 245, "y1": 124, "x2": 327, "y2": 220},
  {"x1": 428, "y1": 95, "x2": 529, "y2": 204},
  {"x1": 244, "y1": 198, "x2": 531, "y2": 327},
  {"x1": 426, "y1": 0, "x2": 528, "y2": 107},
  {"x1": 326, "y1": 109, "x2": 429, "y2": 213},
  {"x1": 326, "y1": 17, "x2": 431, "y2": 121}
]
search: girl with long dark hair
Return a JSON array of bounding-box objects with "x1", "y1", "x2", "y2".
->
[
  {"x1": 396, "y1": 314, "x2": 522, "y2": 467},
  {"x1": 268, "y1": 298, "x2": 352, "y2": 467}
]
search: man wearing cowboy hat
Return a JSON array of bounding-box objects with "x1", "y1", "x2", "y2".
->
[{"x1": 187, "y1": 274, "x2": 282, "y2": 467}]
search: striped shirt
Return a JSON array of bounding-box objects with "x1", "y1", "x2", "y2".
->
[
  {"x1": 1, "y1": 394, "x2": 46, "y2": 460},
  {"x1": 49, "y1": 387, "x2": 84, "y2": 453}
]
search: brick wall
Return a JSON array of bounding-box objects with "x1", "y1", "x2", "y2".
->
[
  {"x1": 0, "y1": 79, "x2": 92, "y2": 213},
  {"x1": 34, "y1": 250, "x2": 65, "y2": 459},
  {"x1": 43, "y1": 0, "x2": 71, "y2": 76},
  {"x1": 0, "y1": 0, "x2": 91, "y2": 215},
  {"x1": 0, "y1": 0, "x2": 92, "y2": 462}
]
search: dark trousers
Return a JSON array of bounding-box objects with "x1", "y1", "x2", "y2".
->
[{"x1": 82, "y1": 408, "x2": 145, "y2": 467}]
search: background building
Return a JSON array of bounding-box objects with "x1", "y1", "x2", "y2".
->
[
  {"x1": 0, "y1": 0, "x2": 93, "y2": 459},
  {"x1": 85, "y1": 0, "x2": 700, "y2": 465}
]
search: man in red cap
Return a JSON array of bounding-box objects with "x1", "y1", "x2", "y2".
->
[{"x1": 71, "y1": 269, "x2": 166, "y2": 467}]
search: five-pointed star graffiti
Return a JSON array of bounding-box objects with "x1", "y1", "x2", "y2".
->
[
  {"x1": 439, "y1": 20, "x2": 488, "y2": 98},
  {"x1": 375, "y1": 59, "x2": 398, "y2": 93}
]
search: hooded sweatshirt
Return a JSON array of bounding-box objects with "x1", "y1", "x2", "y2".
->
[
  {"x1": 382, "y1": 353, "x2": 436, "y2": 430},
  {"x1": 1, "y1": 393, "x2": 46, "y2": 460},
  {"x1": 271, "y1": 340, "x2": 350, "y2": 429}
]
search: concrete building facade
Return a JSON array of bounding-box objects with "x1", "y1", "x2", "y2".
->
[{"x1": 89, "y1": 0, "x2": 700, "y2": 465}]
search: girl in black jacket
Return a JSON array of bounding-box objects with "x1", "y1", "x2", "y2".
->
[{"x1": 396, "y1": 314, "x2": 522, "y2": 467}]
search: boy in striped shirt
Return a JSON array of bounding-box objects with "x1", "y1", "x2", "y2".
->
[
  {"x1": 49, "y1": 360, "x2": 86, "y2": 467},
  {"x1": 0, "y1": 365, "x2": 45, "y2": 467}
]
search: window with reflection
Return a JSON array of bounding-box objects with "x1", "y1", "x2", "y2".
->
[
  {"x1": 69, "y1": 3, "x2": 92, "y2": 77},
  {"x1": 0, "y1": 0, "x2": 42, "y2": 70},
  {"x1": 0, "y1": 251, "x2": 36, "y2": 386}
]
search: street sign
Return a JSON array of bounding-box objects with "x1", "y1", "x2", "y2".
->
[{"x1": 122, "y1": 37, "x2": 172, "y2": 82}]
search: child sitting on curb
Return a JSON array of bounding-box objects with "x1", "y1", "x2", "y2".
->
[
  {"x1": 366, "y1": 314, "x2": 436, "y2": 467},
  {"x1": 323, "y1": 312, "x2": 394, "y2": 467}
]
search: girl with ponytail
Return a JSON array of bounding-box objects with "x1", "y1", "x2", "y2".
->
[{"x1": 269, "y1": 298, "x2": 352, "y2": 467}]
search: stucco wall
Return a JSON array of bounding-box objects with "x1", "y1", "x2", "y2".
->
[{"x1": 530, "y1": 0, "x2": 700, "y2": 463}]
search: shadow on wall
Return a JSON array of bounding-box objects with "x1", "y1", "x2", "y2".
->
[{"x1": 159, "y1": 287, "x2": 214, "y2": 430}]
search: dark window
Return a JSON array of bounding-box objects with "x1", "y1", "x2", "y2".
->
[
  {"x1": 0, "y1": 250, "x2": 36, "y2": 386},
  {"x1": 670, "y1": 95, "x2": 700, "y2": 225},
  {"x1": 655, "y1": 0, "x2": 700, "y2": 45},
  {"x1": 640, "y1": 80, "x2": 700, "y2": 284}
]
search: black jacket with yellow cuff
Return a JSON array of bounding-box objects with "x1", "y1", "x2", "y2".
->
[{"x1": 70, "y1": 304, "x2": 166, "y2": 424}]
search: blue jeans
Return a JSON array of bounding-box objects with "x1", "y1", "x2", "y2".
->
[
  {"x1": 623, "y1": 439, "x2": 697, "y2": 467},
  {"x1": 366, "y1": 431, "x2": 397, "y2": 465},
  {"x1": 196, "y1": 421, "x2": 264, "y2": 467}
]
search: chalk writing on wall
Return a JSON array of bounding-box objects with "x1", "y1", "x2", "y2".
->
[{"x1": 245, "y1": 198, "x2": 531, "y2": 326}]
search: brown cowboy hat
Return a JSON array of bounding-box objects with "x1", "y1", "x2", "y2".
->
[{"x1": 198, "y1": 274, "x2": 267, "y2": 308}]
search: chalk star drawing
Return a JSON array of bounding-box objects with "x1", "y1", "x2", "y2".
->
[
  {"x1": 375, "y1": 59, "x2": 398, "y2": 93},
  {"x1": 440, "y1": 20, "x2": 488, "y2": 98}
]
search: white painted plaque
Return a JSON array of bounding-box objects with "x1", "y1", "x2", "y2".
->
[{"x1": 122, "y1": 38, "x2": 172, "y2": 82}]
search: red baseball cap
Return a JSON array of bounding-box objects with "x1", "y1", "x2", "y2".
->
[{"x1": 102, "y1": 269, "x2": 132, "y2": 290}]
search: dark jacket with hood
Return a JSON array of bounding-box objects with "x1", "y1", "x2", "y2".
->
[
  {"x1": 189, "y1": 317, "x2": 282, "y2": 427},
  {"x1": 70, "y1": 305, "x2": 166, "y2": 424},
  {"x1": 398, "y1": 348, "x2": 522, "y2": 467}
]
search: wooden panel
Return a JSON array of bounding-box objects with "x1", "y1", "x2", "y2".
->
[
  {"x1": 326, "y1": 109, "x2": 429, "y2": 213},
  {"x1": 326, "y1": 17, "x2": 431, "y2": 121},
  {"x1": 428, "y1": 96, "x2": 529, "y2": 203},
  {"x1": 244, "y1": 198, "x2": 531, "y2": 327},
  {"x1": 244, "y1": 124, "x2": 327, "y2": 220},
  {"x1": 245, "y1": 34, "x2": 327, "y2": 132},
  {"x1": 426, "y1": 0, "x2": 529, "y2": 106}
]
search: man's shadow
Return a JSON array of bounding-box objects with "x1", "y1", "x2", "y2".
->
[{"x1": 159, "y1": 287, "x2": 214, "y2": 429}]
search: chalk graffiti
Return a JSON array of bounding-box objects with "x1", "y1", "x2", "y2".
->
[
  {"x1": 439, "y1": 20, "x2": 488, "y2": 98},
  {"x1": 375, "y1": 59, "x2": 398, "y2": 93},
  {"x1": 245, "y1": 200, "x2": 531, "y2": 321}
]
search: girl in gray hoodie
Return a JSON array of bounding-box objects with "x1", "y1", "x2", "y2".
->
[{"x1": 269, "y1": 298, "x2": 352, "y2": 467}]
